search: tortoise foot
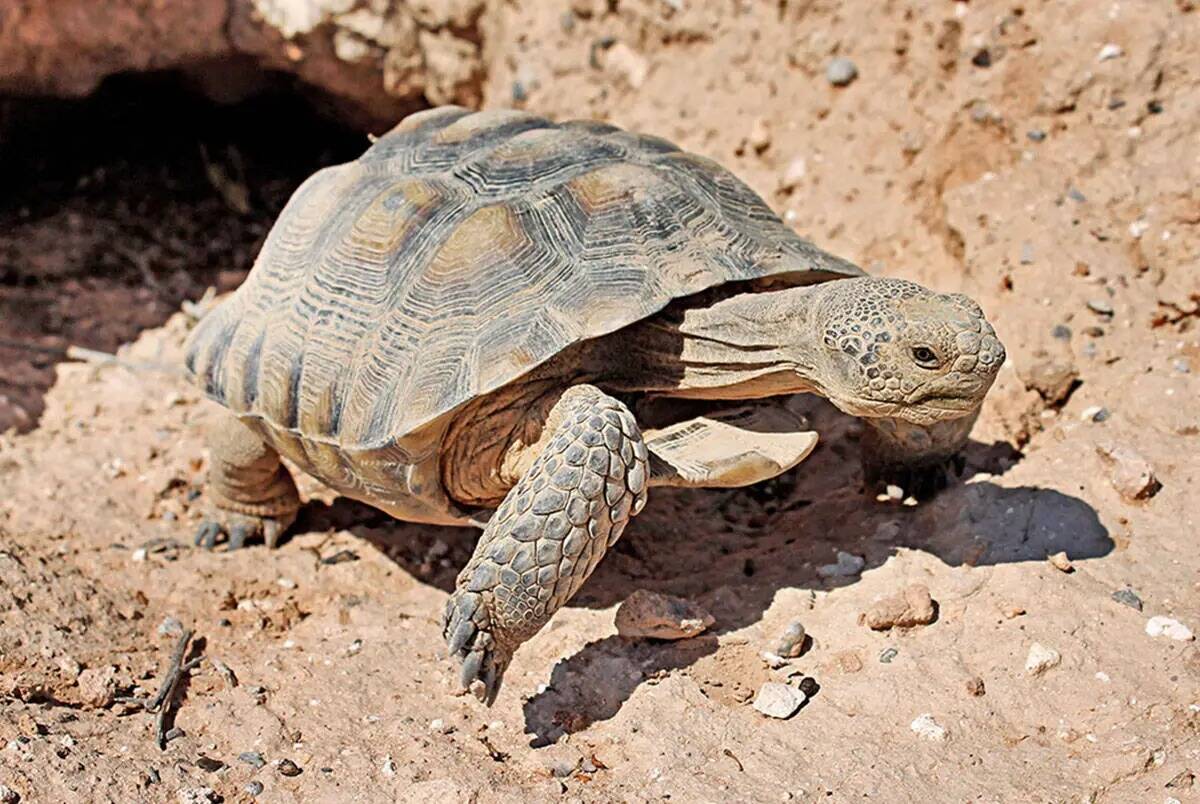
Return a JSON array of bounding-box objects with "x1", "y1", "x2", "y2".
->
[
  {"x1": 192, "y1": 509, "x2": 293, "y2": 551},
  {"x1": 442, "y1": 590, "x2": 509, "y2": 705}
]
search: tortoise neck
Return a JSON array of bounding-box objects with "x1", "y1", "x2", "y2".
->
[{"x1": 603, "y1": 285, "x2": 832, "y2": 400}]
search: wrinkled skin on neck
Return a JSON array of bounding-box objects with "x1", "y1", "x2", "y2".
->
[{"x1": 623, "y1": 275, "x2": 1005, "y2": 493}]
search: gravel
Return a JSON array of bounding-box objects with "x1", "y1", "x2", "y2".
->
[
  {"x1": 1145, "y1": 616, "x2": 1194, "y2": 641},
  {"x1": 1111, "y1": 587, "x2": 1143, "y2": 611},
  {"x1": 1025, "y1": 643, "x2": 1062, "y2": 675},
  {"x1": 245, "y1": 781, "x2": 264, "y2": 797},
  {"x1": 752, "y1": 682, "x2": 807, "y2": 719},
  {"x1": 825, "y1": 57, "x2": 858, "y2": 86}
]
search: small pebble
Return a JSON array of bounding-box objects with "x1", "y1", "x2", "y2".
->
[
  {"x1": 817, "y1": 551, "x2": 866, "y2": 578},
  {"x1": 1147, "y1": 99, "x2": 1163, "y2": 114},
  {"x1": 276, "y1": 577, "x2": 297, "y2": 590},
  {"x1": 615, "y1": 590, "x2": 714, "y2": 640},
  {"x1": 1079, "y1": 405, "x2": 1109, "y2": 422},
  {"x1": 752, "y1": 682, "x2": 807, "y2": 719},
  {"x1": 772, "y1": 620, "x2": 807, "y2": 658},
  {"x1": 1051, "y1": 324, "x2": 1071, "y2": 340},
  {"x1": 965, "y1": 677, "x2": 986, "y2": 697},
  {"x1": 0, "y1": 785, "x2": 19, "y2": 804},
  {"x1": 1172, "y1": 358, "x2": 1190, "y2": 374},
  {"x1": 910, "y1": 713, "x2": 947, "y2": 741},
  {"x1": 1111, "y1": 587, "x2": 1143, "y2": 611},
  {"x1": 1047, "y1": 552, "x2": 1074, "y2": 573},
  {"x1": 1066, "y1": 186, "x2": 1087, "y2": 203},
  {"x1": 1019, "y1": 241, "x2": 1035, "y2": 264},
  {"x1": 970, "y1": 48, "x2": 991, "y2": 68},
  {"x1": 1027, "y1": 129, "x2": 1047, "y2": 142},
  {"x1": 238, "y1": 751, "x2": 266, "y2": 769},
  {"x1": 1086, "y1": 298, "x2": 1114, "y2": 316},
  {"x1": 276, "y1": 758, "x2": 303, "y2": 777},
  {"x1": 1096, "y1": 442, "x2": 1158, "y2": 500},
  {"x1": 879, "y1": 647, "x2": 898, "y2": 664},
  {"x1": 132, "y1": 548, "x2": 148, "y2": 562},
  {"x1": 195, "y1": 756, "x2": 225, "y2": 773},
  {"x1": 158, "y1": 617, "x2": 184, "y2": 637},
  {"x1": 1145, "y1": 616, "x2": 1194, "y2": 642},
  {"x1": 176, "y1": 789, "x2": 219, "y2": 804},
  {"x1": 245, "y1": 781, "x2": 264, "y2": 797},
  {"x1": 825, "y1": 57, "x2": 858, "y2": 86},
  {"x1": 1025, "y1": 643, "x2": 1061, "y2": 676},
  {"x1": 1097, "y1": 43, "x2": 1123, "y2": 61},
  {"x1": 429, "y1": 718, "x2": 454, "y2": 734},
  {"x1": 860, "y1": 584, "x2": 937, "y2": 630},
  {"x1": 745, "y1": 118, "x2": 772, "y2": 153}
]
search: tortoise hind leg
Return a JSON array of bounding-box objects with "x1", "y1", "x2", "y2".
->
[
  {"x1": 442, "y1": 384, "x2": 648, "y2": 704},
  {"x1": 194, "y1": 409, "x2": 301, "y2": 550}
]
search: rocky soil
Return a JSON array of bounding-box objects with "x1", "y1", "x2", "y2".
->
[{"x1": 2, "y1": 1, "x2": 1198, "y2": 802}]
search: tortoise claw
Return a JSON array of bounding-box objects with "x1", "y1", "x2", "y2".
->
[
  {"x1": 194, "y1": 521, "x2": 220, "y2": 550},
  {"x1": 227, "y1": 523, "x2": 253, "y2": 551}
]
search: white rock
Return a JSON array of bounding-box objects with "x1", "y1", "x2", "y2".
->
[
  {"x1": 1145, "y1": 616, "x2": 1194, "y2": 641},
  {"x1": 910, "y1": 713, "x2": 947, "y2": 741},
  {"x1": 1097, "y1": 43, "x2": 1124, "y2": 61},
  {"x1": 381, "y1": 755, "x2": 397, "y2": 777},
  {"x1": 1025, "y1": 643, "x2": 1061, "y2": 675},
  {"x1": 0, "y1": 784, "x2": 19, "y2": 804},
  {"x1": 752, "y1": 682, "x2": 807, "y2": 719}
]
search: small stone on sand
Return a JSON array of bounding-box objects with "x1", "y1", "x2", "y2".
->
[
  {"x1": 77, "y1": 665, "x2": 118, "y2": 708},
  {"x1": 1047, "y1": 552, "x2": 1073, "y2": 572},
  {"x1": 1096, "y1": 443, "x2": 1159, "y2": 500},
  {"x1": 861, "y1": 584, "x2": 936, "y2": 630},
  {"x1": 615, "y1": 589, "x2": 714, "y2": 640},
  {"x1": 825, "y1": 57, "x2": 858, "y2": 86},
  {"x1": 1110, "y1": 587, "x2": 1143, "y2": 611},
  {"x1": 1145, "y1": 616, "x2": 1194, "y2": 641},
  {"x1": 1025, "y1": 643, "x2": 1061, "y2": 675},
  {"x1": 910, "y1": 713, "x2": 947, "y2": 741},
  {"x1": 817, "y1": 551, "x2": 865, "y2": 578},
  {"x1": 772, "y1": 620, "x2": 807, "y2": 657},
  {"x1": 752, "y1": 682, "x2": 807, "y2": 719}
]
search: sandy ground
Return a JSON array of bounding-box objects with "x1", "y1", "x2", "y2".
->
[{"x1": 2, "y1": 1, "x2": 1199, "y2": 802}]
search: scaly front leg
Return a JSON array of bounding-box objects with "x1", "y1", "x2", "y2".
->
[{"x1": 442, "y1": 385, "x2": 648, "y2": 704}]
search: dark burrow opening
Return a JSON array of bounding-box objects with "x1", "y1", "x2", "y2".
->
[{"x1": 0, "y1": 70, "x2": 371, "y2": 432}]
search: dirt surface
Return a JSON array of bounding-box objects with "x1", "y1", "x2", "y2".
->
[{"x1": 2, "y1": 1, "x2": 1199, "y2": 802}]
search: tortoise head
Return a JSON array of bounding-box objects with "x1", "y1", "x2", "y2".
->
[{"x1": 809, "y1": 277, "x2": 1005, "y2": 426}]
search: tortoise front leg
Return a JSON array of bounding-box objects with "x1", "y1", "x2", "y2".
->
[{"x1": 442, "y1": 384, "x2": 648, "y2": 704}]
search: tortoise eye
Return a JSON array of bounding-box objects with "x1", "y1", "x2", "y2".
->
[{"x1": 911, "y1": 346, "x2": 940, "y2": 368}]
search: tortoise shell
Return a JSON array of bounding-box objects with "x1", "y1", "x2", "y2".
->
[{"x1": 184, "y1": 106, "x2": 863, "y2": 450}]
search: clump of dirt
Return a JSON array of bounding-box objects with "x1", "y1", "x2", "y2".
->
[{"x1": 2, "y1": 2, "x2": 1199, "y2": 802}]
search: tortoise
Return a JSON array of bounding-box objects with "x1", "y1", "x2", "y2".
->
[{"x1": 183, "y1": 106, "x2": 1005, "y2": 704}]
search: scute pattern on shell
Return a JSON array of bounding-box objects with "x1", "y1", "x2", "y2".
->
[{"x1": 184, "y1": 106, "x2": 862, "y2": 448}]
